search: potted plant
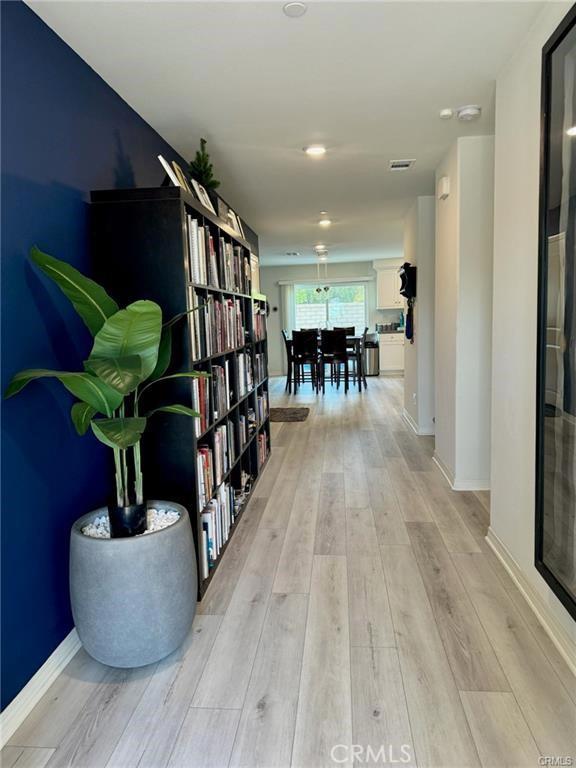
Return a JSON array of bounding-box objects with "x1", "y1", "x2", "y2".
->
[
  {"x1": 5, "y1": 246, "x2": 205, "y2": 667},
  {"x1": 189, "y1": 137, "x2": 221, "y2": 210}
]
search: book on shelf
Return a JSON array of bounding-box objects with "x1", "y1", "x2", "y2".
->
[
  {"x1": 213, "y1": 422, "x2": 232, "y2": 485},
  {"x1": 211, "y1": 362, "x2": 232, "y2": 420},
  {"x1": 256, "y1": 391, "x2": 269, "y2": 425},
  {"x1": 254, "y1": 352, "x2": 267, "y2": 384},
  {"x1": 196, "y1": 445, "x2": 214, "y2": 510},
  {"x1": 248, "y1": 407, "x2": 257, "y2": 435},
  {"x1": 252, "y1": 302, "x2": 267, "y2": 341},
  {"x1": 199, "y1": 482, "x2": 236, "y2": 579},
  {"x1": 237, "y1": 352, "x2": 254, "y2": 397},
  {"x1": 186, "y1": 213, "x2": 251, "y2": 294},
  {"x1": 258, "y1": 432, "x2": 268, "y2": 467},
  {"x1": 191, "y1": 375, "x2": 209, "y2": 437},
  {"x1": 238, "y1": 414, "x2": 247, "y2": 447},
  {"x1": 187, "y1": 289, "x2": 244, "y2": 360}
]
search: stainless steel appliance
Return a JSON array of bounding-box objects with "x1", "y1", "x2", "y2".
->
[{"x1": 363, "y1": 333, "x2": 379, "y2": 376}]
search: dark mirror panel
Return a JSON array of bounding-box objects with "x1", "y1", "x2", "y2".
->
[{"x1": 536, "y1": 7, "x2": 576, "y2": 620}]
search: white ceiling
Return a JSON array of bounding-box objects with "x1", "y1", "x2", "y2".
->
[{"x1": 29, "y1": 0, "x2": 543, "y2": 266}]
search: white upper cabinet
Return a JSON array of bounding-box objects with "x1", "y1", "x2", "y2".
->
[{"x1": 376, "y1": 268, "x2": 404, "y2": 308}]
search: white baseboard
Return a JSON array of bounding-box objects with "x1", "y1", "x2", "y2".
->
[
  {"x1": 432, "y1": 451, "x2": 455, "y2": 486},
  {"x1": 452, "y1": 478, "x2": 491, "y2": 491},
  {"x1": 432, "y1": 452, "x2": 489, "y2": 491},
  {"x1": 485, "y1": 528, "x2": 576, "y2": 677},
  {"x1": 0, "y1": 629, "x2": 81, "y2": 746},
  {"x1": 402, "y1": 408, "x2": 435, "y2": 436}
]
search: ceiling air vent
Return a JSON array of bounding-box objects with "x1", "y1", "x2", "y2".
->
[{"x1": 389, "y1": 159, "x2": 416, "y2": 171}]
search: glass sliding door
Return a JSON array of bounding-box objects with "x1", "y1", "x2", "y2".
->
[
  {"x1": 294, "y1": 283, "x2": 367, "y2": 332},
  {"x1": 536, "y1": 6, "x2": 576, "y2": 619}
]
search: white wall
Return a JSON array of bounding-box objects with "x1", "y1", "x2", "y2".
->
[
  {"x1": 260, "y1": 261, "x2": 377, "y2": 375},
  {"x1": 403, "y1": 196, "x2": 435, "y2": 434},
  {"x1": 435, "y1": 141, "x2": 460, "y2": 479},
  {"x1": 491, "y1": 1, "x2": 576, "y2": 648},
  {"x1": 435, "y1": 136, "x2": 494, "y2": 489},
  {"x1": 456, "y1": 136, "x2": 495, "y2": 486}
]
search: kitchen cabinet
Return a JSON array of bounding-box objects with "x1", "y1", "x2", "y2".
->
[
  {"x1": 377, "y1": 269, "x2": 404, "y2": 309},
  {"x1": 379, "y1": 332, "x2": 405, "y2": 372}
]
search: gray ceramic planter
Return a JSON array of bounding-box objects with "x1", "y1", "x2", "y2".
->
[{"x1": 70, "y1": 501, "x2": 197, "y2": 668}]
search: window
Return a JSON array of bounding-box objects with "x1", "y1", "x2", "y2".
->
[{"x1": 294, "y1": 283, "x2": 367, "y2": 332}]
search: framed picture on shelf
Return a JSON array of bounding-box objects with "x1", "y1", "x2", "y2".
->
[
  {"x1": 171, "y1": 162, "x2": 192, "y2": 194},
  {"x1": 250, "y1": 253, "x2": 260, "y2": 295},
  {"x1": 157, "y1": 155, "x2": 180, "y2": 187},
  {"x1": 227, "y1": 209, "x2": 245, "y2": 238},
  {"x1": 535, "y1": 5, "x2": 576, "y2": 620},
  {"x1": 191, "y1": 179, "x2": 217, "y2": 215}
]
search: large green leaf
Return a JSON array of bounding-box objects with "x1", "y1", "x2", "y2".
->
[
  {"x1": 4, "y1": 369, "x2": 123, "y2": 415},
  {"x1": 91, "y1": 417, "x2": 147, "y2": 450},
  {"x1": 138, "y1": 370, "x2": 209, "y2": 400},
  {"x1": 147, "y1": 325, "x2": 172, "y2": 383},
  {"x1": 30, "y1": 246, "x2": 118, "y2": 335},
  {"x1": 85, "y1": 355, "x2": 143, "y2": 395},
  {"x1": 146, "y1": 404, "x2": 199, "y2": 418},
  {"x1": 71, "y1": 402, "x2": 96, "y2": 435},
  {"x1": 88, "y1": 300, "x2": 162, "y2": 384}
]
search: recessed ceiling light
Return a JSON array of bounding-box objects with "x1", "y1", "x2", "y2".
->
[
  {"x1": 283, "y1": 2, "x2": 307, "y2": 18},
  {"x1": 318, "y1": 254, "x2": 328, "y2": 262},
  {"x1": 314, "y1": 243, "x2": 327, "y2": 252},
  {"x1": 567, "y1": 126, "x2": 576, "y2": 136},
  {"x1": 318, "y1": 218, "x2": 332, "y2": 228},
  {"x1": 456, "y1": 105, "x2": 481, "y2": 121},
  {"x1": 304, "y1": 145, "x2": 327, "y2": 157},
  {"x1": 439, "y1": 108, "x2": 453, "y2": 120}
]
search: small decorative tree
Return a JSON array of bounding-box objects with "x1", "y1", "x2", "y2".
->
[{"x1": 189, "y1": 137, "x2": 220, "y2": 190}]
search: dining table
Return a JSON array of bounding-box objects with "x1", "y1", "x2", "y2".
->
[{"x1": 284, "y1": 333, "x2": 366, "y2": 393}]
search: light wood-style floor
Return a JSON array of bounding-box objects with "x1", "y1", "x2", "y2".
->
[{"x1": 4, "y1": 377, "x2": 576, "y2": 768}]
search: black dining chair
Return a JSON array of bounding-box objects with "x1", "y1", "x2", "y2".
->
[
  {"x1": 282, "y1": 329, "x2": 295, "y2": 393},
  {"x1": 292, "y1": 330, "x2": 319, "y2": 393},
  {"x1": 358, "y1": 326, "x2": 369, "y2": 390},
  {"x1": 319, "y1": 329, "x2": 349, "y2": 394},
  {"x1": 334, "y1": 326, "x2": 364, "y2": 389}
]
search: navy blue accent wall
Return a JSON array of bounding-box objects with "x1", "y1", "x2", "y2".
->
[{"x1": 1, "y1": 1, "x2": 188, "y2": 709}]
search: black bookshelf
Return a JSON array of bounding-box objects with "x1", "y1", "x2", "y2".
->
[{"x1": 90, "y1": 186, "x2": 270, "y2": 599}]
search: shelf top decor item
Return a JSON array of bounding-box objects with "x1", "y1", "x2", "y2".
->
[
  {"x1": 191, "y1": 178, "x2": 217, "y2": 215},
  {"x1": 4, "y1": 246, "x2": 206, "y2": 538},
  {"x1": 189, "y1": 137, "x2": 220, "y2": 190}
]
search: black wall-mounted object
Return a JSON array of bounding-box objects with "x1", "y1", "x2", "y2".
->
[
  {"x1": 535, "y1": 5, "x2": 576, "y2": 621},
  {"x1": 90, "y1": 186, "x2": 270, "y2": 600},
  {"x1": 399, "y1": 263, "x2": 417, "y2": 300}
]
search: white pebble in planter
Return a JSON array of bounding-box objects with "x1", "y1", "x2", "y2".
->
[{"x1": 70, "y1": 500, "x2": 197, "y2": 668}]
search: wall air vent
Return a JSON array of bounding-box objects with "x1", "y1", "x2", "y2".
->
[{"x1": 389, "y1": 159, "x2": 416, "y2": 171}]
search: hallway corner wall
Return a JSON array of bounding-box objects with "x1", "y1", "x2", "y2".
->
[
  {"x1": 491, "y1": 0, "x2": 576, "y2": 646},
  {"x1": 403, "y1": 196, "x2": 435, "y2": 435},
  {"x1": 435, "y1": 136, "x2": 494, "y2": 489}
]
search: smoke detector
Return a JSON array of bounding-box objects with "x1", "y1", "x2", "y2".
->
[
  {"x1": 456, "y1": 105, "x2": 481, "y2": 121},
  {"x1": 389, "y1": 159, "x2": 416, "y2": 171}
]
